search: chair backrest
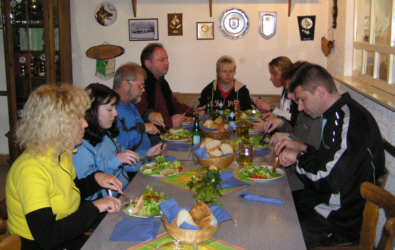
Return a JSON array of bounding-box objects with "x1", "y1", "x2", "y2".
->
[
  {"x1": 0, "y1": 199, "x2": 21, "y2": 250},
  {"x1": 360, "y1": 182, "x2": 395, "y2": 250},
  {"x1": 379, "y1": 138, "x2": 395, "y2": 188}
]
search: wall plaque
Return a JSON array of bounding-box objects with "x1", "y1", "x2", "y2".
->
[{"x1": 168, "y1": 13, "x2": 183, "y2": 36}]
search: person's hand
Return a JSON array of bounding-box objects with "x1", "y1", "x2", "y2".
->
[
  {"x1": 255, "y1": 99, "x2": 270, "y2": 112},
  {"x1": 94, "y1": 172, "x2": 123, "y2": 195},
  {"x1": 148, "y1": 112, "x2": 165, "y2": 127},
  {"x1": 172, "y1": 114, "x2": 185, "y2": 128},
  {"x1": 116, "y1": 150, "x2": 141, "y2": 165},
  {"x1": 233, "y1": 100, "x2": 240, "y2": 105},
  {"x1": 264, "y1": 118, "x2": 284, "y2": 133},
  {"x1": 193, "y1": 106, "x2": 205, "y2": 119},
  {"x1": 147, "y1": 142, "x2": 166, "y2": 156},
  {"x1": 274, "y1": 140, "x2": 307, "y2": 155},
  {"x1": 253, "y1": 119, "x2": 265, "y2": 132},
  {"x1": 92, "y1": 196, "x2": 122, "y2": 213},
  {"x1": 145, "y1": 123, "x2": 160, "y2": 135},
  {"x1": 269, "y1": 132, "x2": 290, "y2": 146},
  {"x1": 262, "y1": 113, "x2": 278, "y2": 121},
  {"x1": 278, "y1": 148, "x2": 299, "y2": 167}
]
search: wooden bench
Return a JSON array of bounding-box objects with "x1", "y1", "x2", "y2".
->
[{"x1": 172, "y1": 93, "x2": 281, "y2": 108}]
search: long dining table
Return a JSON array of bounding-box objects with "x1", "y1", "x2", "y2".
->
[{"x1": 81, "y1": 137, "x2": 306, "y2": 250}]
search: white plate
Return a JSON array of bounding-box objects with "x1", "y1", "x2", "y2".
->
[
  {"x1": 246, "y1": 166, "x2": 284, "y2": 182},
  {"x1": 140, "y1": 163, "x2": 184, "y2": 177},
  {"x1": 160, "y1": 137, "x2": 191, "y2": 143},
  {"x1": 122, "y1": 208, "x2": 161, "y2": 218}
]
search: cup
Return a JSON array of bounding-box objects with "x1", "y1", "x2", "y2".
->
[
  {"x1": 239, "y1": 143, "x2": 253, "y2": 167},
  {"x1": 237, "y1": 121, "x2": 249, "y2": 139},
  {"x1": 234, "y1": 103, "x2": 240, "y2": 122}
]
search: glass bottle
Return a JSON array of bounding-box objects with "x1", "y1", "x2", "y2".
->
[
  {"x1": 14, "y1": 0, "x2": 25, "y2": 24},
  {"x1": 218, "y1": 97, "x2": 224, "y2": 115},
  {"x1": 228, "y1": 103, "x2": 236, "y2": 131},
  {"x1": 205, "y1": 96, "x2": 211, "y2": 116},
  {"x1": 30, "y1": 55, "x2": 36, "y2": 76},
  {"x1": 29, "y1": 0, "x2": 43, "y2": 24},
  {"x1": 39, "y1": 54, "x2": 45, "y2": 77},
  {"x1": 192, "y1": 114, "x2": 201, "y2": 146}
]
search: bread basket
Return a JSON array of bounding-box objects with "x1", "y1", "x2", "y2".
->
[
  {"x1": 201, "y1": 129, "x2": 232, "y2": 140},
  {"x1": 161, "y1": 215, "x2": 222, "y2": 244},
  {"x1": 194, "y1": 152, "x2": 234, "y2": 169}
]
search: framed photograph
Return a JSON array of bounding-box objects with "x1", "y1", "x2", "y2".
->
[
  {"x1": 129, "y1": 18, "x2": 159, "y2": 41},
  {"x1": 197, "y1": 22, "x2": 214, "y2": 40}
]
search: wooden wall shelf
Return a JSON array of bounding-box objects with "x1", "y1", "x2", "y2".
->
[{"x1": 130, "y1": 0, "x2": 292, "y2": 18}]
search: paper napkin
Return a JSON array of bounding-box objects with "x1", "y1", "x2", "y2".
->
[
  {"x1": 238, "y1": 191, "x2": 284, "y2": 205},
  {"x1": 218, "y1": 171, "x2": 249, "y2": 189},
  {"x1": 109, "y1": 216, "x2": 160, "y2": 241}
]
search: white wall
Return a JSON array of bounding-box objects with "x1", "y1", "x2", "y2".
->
[{"x1": 70, "y1": 0, "x2": 328, "y2": 94}]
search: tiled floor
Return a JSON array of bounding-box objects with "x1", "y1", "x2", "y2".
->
[{"x1": 0, "y1": 164, "x2": 9, "y2": 201}]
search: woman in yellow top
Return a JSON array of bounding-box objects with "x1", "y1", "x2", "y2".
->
[{"x1": 6, "y1": 84, "x2": 123, "y2": 250}]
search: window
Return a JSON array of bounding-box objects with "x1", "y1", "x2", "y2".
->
[{"x1": 354, "y1": 0, "x2": 395, "y2": 94}]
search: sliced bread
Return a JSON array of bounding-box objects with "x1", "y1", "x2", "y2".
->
[
  {"x1": 208, "y1": 149, "x2": 223, "y2": 158},
  {"x1": 220, "y1": 143, "x2": 233, "y2": 155},
  {"x1": 204, "y1": 139, "x2": 221, "y2": 152},
  {"x1": 176, "y1": 209, "x2": 198, "y2": 228}
]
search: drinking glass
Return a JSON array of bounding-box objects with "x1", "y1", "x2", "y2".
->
[
  {"x1": 237, "y1": 121, "x2": 249, "y2": 139},
  {"x1": 239, "y1": 143, "x2": 253, "y2": 167}
]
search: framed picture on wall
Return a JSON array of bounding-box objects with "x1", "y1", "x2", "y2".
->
[
  {"x1": 129, "y1": 18, "x2": 159, "y2": 41},
  {"x1": 197, "y1": 22, "x2": 214, "y2": 40}
]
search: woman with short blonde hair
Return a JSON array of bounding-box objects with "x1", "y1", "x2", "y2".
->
[{"x1": 6, "y1": 84, "x2": 123, "y2": 250}]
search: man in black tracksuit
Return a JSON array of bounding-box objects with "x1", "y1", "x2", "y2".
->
[{"x1": 274, "y1": 64, "x2": 385, "y2": 249}]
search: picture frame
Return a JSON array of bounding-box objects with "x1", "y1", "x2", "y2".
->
[
  {"x1": 129, "y1": 18, "x2": 159, "y2": 41},
  {"x1": 197, "y1": 22, "x2": 214, "y2": 40}
]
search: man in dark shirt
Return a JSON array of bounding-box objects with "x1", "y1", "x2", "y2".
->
[
  {"x1": 136, "y1": 43, "x2": 204, "y2": 130},
  {"x1": 274, "y1": 64, "x2": 385, "y2": 249}
]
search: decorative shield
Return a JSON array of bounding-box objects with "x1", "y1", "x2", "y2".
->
[
  {"x1": 219, "y1": 8, "x2": 249, "y2": 40},
  {"x1": 229, "y1": 17, "x2": 239, "y2": 29},
  {"x1": 259, "y1": 12, "x2": 277, "y2": 40}
]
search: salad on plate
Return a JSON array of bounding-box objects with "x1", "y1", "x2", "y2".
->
[
  {"x1": 239, "y1": 164, "x2": 283, "y2": 180},
  {"x1": 140, "y1": 155, "x2": 183, "y2": 176},
  {"x1": 160, "y1": 129, "x2": 192, "y2": 141},
  {"x1": 122, "y1": 186, "x2": 169, "y2": 217},
  {"x1": 235, "y1": 135, "x2": 270, "y2": 150}
]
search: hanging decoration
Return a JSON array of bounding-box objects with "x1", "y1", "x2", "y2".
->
[
  {"x1": 297, "y1": 16, "x2": 315, "y2": 41},
  {"x1": 321, "y1": 28, "x2": 335, "y2": 57},
  {"x1": 86, "y1": 43, "x2": 125, "y2": 80},
  {"x1": 168, "y1": 13, "x2": 183, "y2": 36}
]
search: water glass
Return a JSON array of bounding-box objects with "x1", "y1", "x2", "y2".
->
[{"x1": 239, "y1": 143, "x2": 253, "y2": 167}]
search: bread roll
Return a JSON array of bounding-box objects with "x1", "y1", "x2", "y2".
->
[
  {"x1": 224, "y1": 124, "x2": 230, "y2": 130},
  {"x1": 205, "y1": 140, "x2": 221, "y2": 152},
  {"x1": 195, "y1": 213, "x2": 218, "y2": 230},
  {"x1": 203, "y1": 120, "x2": 214, "y2": 127},
  {"x1": 208, "y1": 149, "x2": 223, "y2": 158},
  {"x1": 189, "y1": 202, "x2": 211, "y2": 221},
  {"x1": 175, "y1": 209, "x2": 198, "y2": 228},
  {"x1": 214, "y1": 116, "x2": 223, "y2": 124},
  {"x1": 220, "y1": 143, "x2": 233, "y2": 155}
]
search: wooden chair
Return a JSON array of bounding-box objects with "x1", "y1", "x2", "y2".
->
[
  {"x1": 0, "y1": 199, "x2": 21, "y2": 250},
  {"x1": 313, "y1": 182, "x2": 395, "y2": 250}
]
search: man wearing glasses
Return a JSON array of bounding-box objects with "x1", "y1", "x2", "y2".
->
[
  {"x1": 136, "y1": 43, "x2": 204, "y2": 133},
  {"x1": 113, "y1": 62, "x2": 160, "y2": 152}
]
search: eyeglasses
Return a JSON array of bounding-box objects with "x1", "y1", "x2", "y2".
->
[{"x1": 126, "y1": 80, "x2": 145, "y2": 90}]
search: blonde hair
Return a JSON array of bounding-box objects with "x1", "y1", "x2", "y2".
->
[
  {"x1": 216, "y1": 55, "x2": 236, "y2": 72},
  {"x1": 16, "y1": 84, "x2": 91, "y2": 158},
  {"x1": 268, "y1": 56, "x2": 292, "y2": 73}
]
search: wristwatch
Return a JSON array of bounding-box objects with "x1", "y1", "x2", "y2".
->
[
  {"x1": 297, "y1": 151, "x2": 307, "y2": 160},
  {"x1": 270, "y1": 105, "x2": 276, "y2": 113}
]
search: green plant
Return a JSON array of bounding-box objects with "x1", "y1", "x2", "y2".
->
[{"x1": 187, "y1": 165, "x2": 224, "y2": 205}]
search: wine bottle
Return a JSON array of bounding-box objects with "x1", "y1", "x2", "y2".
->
[
  {"x1": 192, "y1": 113, "x2": 201, "y2": 145},
  {"x1": 228, "y1": 103, "x2": 236, "y2": 131},
  {"x1": 205, "y1": 96, "x2": 211, "y2": 116},
  {"x1": 218, "y1": 97, "x2": 224, "y2": 115}
]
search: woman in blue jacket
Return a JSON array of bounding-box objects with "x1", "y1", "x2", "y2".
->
[{"x1": 73, "y1": 83, "x2": 163, "y2": 200}]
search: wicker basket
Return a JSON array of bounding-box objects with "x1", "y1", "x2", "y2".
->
[
  {"x1": 161, "y1": 215, "x2": 222, "y2": 244},
  {"x1": 194, "y1": 152, "x2": 235, "y2": 169},
  {"x1": 202, "y1": 129, "x2": 232, "y2": 140}
]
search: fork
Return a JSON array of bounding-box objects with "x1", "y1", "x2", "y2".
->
[{"x1": 182, "y1": 105, "x2": 195, "y2": 116}]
